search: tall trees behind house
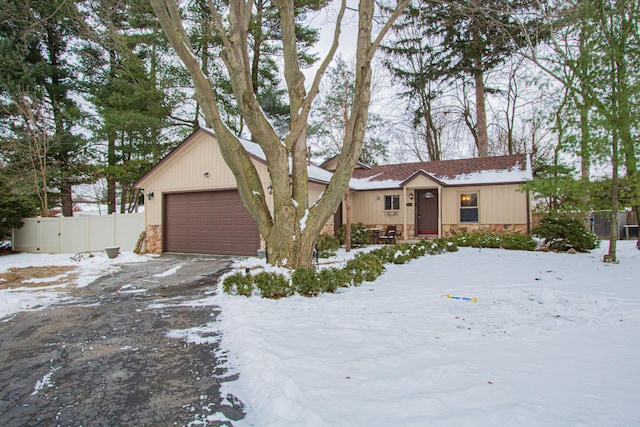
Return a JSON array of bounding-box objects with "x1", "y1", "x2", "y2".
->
[
  {"x1": 81, "y1": 0, "x2": 176, "y2": 213},
  {"x1": 0, "y1": 0, "x2": 88, "y2": 216},
  {"x1": 524, "y1": 0, "x2": 640, "y2": 258},
  {"x1": 309, "y1": 55, "x2": 389, "y2": 165},
  {"x1": 384, "y1": 0, "x2": 542, "y2": 158}
]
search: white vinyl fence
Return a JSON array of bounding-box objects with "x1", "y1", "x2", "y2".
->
[{"x1": 12, "y1": 213, "x2": 144, "y2": 254}]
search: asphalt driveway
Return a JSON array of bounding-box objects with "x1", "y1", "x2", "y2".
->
[{"x1": 0, "y1": 254, "x2": 245, "y2": 426}]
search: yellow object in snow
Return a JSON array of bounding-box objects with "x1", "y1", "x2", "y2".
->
[{"x1": 441, "y1": 293, "x2": 477, "y2": 303}]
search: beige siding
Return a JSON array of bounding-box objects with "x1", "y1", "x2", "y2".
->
[
  {"x1": 138, "y1": 132, "x2": 329, "y2": 227},
  {"x1": 351, "y1": 190, "x2": 408, "y2": 225},
  {"x1": 140, "y1": 133, "x2": 271, "y2": 225},
  {"x1": 441, "y1": 184, "x2": 528, "y2": 224}
]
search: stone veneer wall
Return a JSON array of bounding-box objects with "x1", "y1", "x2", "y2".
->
[
  {"x1": 442, "y1": 223, "x2": 529, "y2": 237},
  {"x1": 144, "y1": 225, "x2": 162, "y2": 254}
]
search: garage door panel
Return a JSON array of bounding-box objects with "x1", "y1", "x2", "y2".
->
[{"x1": 164, "y1": 190, "x2": 260, "y2": 255}]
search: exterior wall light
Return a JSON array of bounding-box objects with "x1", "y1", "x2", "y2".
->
[
  {"x1": 203, "y1": 172, "x2": 210, "y2": 177},
  {"x1": 147, "y1": 192, "x2": 154, "y2": 201},
  {"x1": 409, "y1": 193, "x2": 414, "y2": 200}
]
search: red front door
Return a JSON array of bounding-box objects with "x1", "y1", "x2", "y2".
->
[{"x1": 416, "y1": 189, "x2": 438, "y2": 235}]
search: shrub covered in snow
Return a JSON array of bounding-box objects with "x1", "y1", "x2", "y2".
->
[
  {"x1": 453, "y1": 231, "x2": 536, "y2": 251},
  {"x1": 317, "y1": 268, "x2": 351, "y2": 293},
  {"x1": 533, "y1": 216, "x2": 599, "y2": 252},
  {"x1": 222, "y1": 272, "x2": 254, "y2": 297},
  {"x1": 253, "y1": 272, "x2": 292, "y2": 299},
  {"x1": 345, "y1": 253, "x2": 385, "y2": 285},
  {"x1": 291, "y1": 267, "x2": 321, "y2": 296}
]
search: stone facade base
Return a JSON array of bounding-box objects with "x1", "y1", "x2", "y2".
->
[
  {"x1": 144, "y1": 225, "x2": 162, "y2": 254},
  {"x1": 442, "y1": 223, "x2": 528, "y2": 238}
]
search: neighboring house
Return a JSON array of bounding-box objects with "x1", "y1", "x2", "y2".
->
[{"x1": 134, "y1": 128, "x2": 532, "y2": 256}]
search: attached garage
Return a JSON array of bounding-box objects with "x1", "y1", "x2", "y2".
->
[{"x1": 164, "y1": 190, "x2": 260, "y2": 256}]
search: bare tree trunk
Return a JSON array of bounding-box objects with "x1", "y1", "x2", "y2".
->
[
  {"x1": 472, "y1": 36, "x2": 489, "y2": 157},
  {"x1": 606, "y1": 130, "x2": 618, "y2": 262},
  {"x1": 150, "y1": 0, "x2": 409, "y2": 268}
]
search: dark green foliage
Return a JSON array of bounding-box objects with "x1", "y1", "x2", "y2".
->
[
  {"x1": 253, "y1": 271, "x2": 292, "y2": 299},
  {"x1": 317, "y1": 268, "x2": 351, "y2": 293},
  {"x1": 369, "y1": 245, "x2": 398, "y2": 264},
  {"x1": 453, "y1": 231, "x2": 537, "y2": 251},
  {"x1": 499, "y1": 233, "x2": 539, "y2": 251},
  {"x1": 0, "y1": 172, "x2": 38, "y2": 238},
  {"x1": 316, "y1": 233, "x2": 340, "y2": 258},
  {"x1": 337, "y1": 222, "x2": 371, "y2": 246},
  {"x1": 345, "y1": 253, "x2": 385, "y2": 286},
  {"x1": 533, "y1": 216, "x2": 600, "y2": 252},
  {"x1": 291, "y1": 267, "x2": 321, "y2": 297},
  {"x1": 222, "y1": 273, "x2": 254, "y2": 297}
]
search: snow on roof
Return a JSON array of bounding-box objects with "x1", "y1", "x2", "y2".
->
[{"x1": 200, "y1": 128, "x2": 532, "y2": 189}]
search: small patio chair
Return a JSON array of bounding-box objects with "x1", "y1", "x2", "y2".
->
[{"x1": 378, "y1": 225, "x2": 397, "y2": 244}]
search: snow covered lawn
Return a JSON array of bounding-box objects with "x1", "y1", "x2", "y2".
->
[{"x1": 213, "y1": 241, "x2": 640, "y2": 426}]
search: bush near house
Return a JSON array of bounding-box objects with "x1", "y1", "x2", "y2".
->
[
  {"x1": 532, "y1": 216, "x2": 600, "y2": 252},
  {"x1": 336, "y1": 223, "x2": 371, "y2": 246},
  {"x1": 253, "y1": 272, "x2": 293, "y2": 299},
  {"x1": 291, "y1": 267, "x2": 321, "y2": 297},
  {"x1": 221, "y1": 231, "x2": 537, "y2": 299},
  {"x1": 222, "y1": 272, "x2": 254, "y2": 297},
  {"x1": 452, "y1": 231, "x2": 537, "y2": 251},
  {"x1": 316, "y1": 233, "x2": 341, "y2": 258}
]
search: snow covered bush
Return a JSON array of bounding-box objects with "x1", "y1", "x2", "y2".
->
[
  {"x1": 533, "y1": 216, "x2": 600, "y2": 252},
  {"x1": 291, "y1": 267, "x2": 321, "y2": 297},
  {"x1": 253, "y1": 272, "x2": 292, "y2": 299},
  {"x1": 345, "y1": 253, "x2": 385, "y2": 286},
  {"x1": 318, "y1": 268, "x2": 351, "y2": 293},
  {"x1": 222, "y1": 273, "x2": 254, "y2": 297},
  {"x1": 499, "y1": 233, "x2": 538, "y2": 251},
  {"x1": 453, "y1": 232, "x2": 535, "y2": 251}
]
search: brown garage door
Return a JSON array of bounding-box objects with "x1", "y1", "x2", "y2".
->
[{"x1": 164, "y1": 190, "x2": 260, "y2": 255}]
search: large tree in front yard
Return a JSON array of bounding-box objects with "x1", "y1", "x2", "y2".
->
[{"x1": 150, "y1": 0, "x2": 408, "y2": 268}]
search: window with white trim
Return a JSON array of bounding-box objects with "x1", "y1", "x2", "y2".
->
[
  {"x1": 460, "y1": 192, "x2": 478, "y2": 222},
  {"x1": 384, "y1": 194, "x2": 400, "y2": 211}
]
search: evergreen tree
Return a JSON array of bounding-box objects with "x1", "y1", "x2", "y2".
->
[
  {"x1": 0, "y1": 0, "x2": 89, "y2": 216},
  {"x1": 309, "y1": 55, "x2": 388, "y2": 165}
]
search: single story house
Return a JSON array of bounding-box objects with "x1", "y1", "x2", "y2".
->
[{"x1": 134, "y1": 128, "x2": 532, "y2": 256}]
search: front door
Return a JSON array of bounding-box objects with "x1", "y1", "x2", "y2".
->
[{"x1": 416, "y1": 189, "x2": 438, "y2": 235}]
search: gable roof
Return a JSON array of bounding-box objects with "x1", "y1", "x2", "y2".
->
[
  {"x1": 136, "y1": 128, "x2": 531, "y2": 191},
  {"x1": 349, "y1": 154, "x2": 531, "y2": 190}
]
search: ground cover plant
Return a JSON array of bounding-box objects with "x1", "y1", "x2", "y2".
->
[{"x1": 222, "y1": 233, "x2": 531, "y2": 299}]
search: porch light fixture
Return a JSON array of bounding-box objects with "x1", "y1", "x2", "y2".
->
[
  {"x1": 424, "y1": 191, "x2": 435, "y2": 199},
  {"x1": 409, "y1": 193, "x2": 414, "y2": 200},
  {"x1": 203, "y1": 172, "x2": 210, "y2": 178},
  {"x1": 147, "y1": 191, "x2": 154, "y2": 201},
  {"x1": 267, "y1": 184, "x2": 273, "y2": 195}
]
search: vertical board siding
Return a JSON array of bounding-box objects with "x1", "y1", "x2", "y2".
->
[{"x1": 12, "y1": 213, "x2": 144, "y2": 254}]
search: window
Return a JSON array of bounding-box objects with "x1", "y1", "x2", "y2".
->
[
  {"x1": 384, "y1": 194, "x2": 400, "y2": 211},
  {"x1": 460, "y1": 192, "x2": 478, "y2": 222}
]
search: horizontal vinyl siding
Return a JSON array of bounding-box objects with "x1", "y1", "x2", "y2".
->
[
  {"x1": 441, "y1": 184, "x2": 527, "y2": 225},
  {"x1": 351, "y1": 190, "x2": 407, "y2": 225}
]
